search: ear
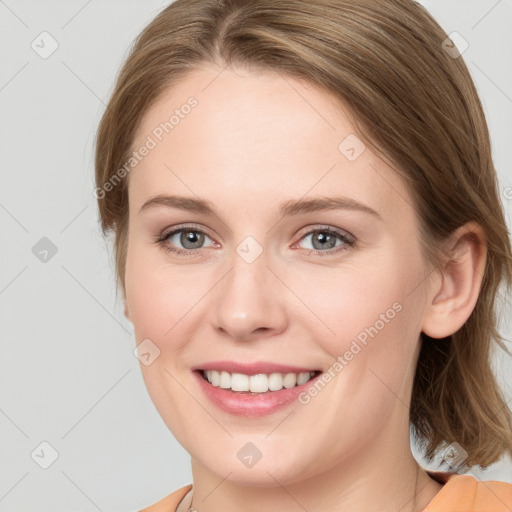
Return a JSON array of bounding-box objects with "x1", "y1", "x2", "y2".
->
[
  {"x1": 421, "y1": 222, "x2": 487, "y2": 339},
  {"x1": 122, "y1": 288, "x2": 131, "y2": 321},
  {"x1": 124, "y1": 300, "x2": 131, "y2": 321}
]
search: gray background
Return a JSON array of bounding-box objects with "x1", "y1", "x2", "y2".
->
[{"x1": 1, "y1": 1, "x2": 511, "y2": 511}]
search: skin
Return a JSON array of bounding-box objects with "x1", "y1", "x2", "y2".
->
[{"x1": 123, "y1": 64, "x2": 486, "y2": 512}]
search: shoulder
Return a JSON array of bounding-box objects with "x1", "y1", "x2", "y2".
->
[
  {"x1": 138, "y1": 484, "x2": 193, "y2": 512},
  {"x1": 424, "y1": 471, "x2": 512, "y2": 512}
]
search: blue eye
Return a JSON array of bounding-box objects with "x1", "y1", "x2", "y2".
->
[
  {"x1": 294, "y1": 227, "x2": 355, "y2": 256},
  {"x1": 156, "y1": 225, "x2": 355, "y2": 257},
  {"x1": 157, "y1": 225, "x2": 216, "y2": 255}
]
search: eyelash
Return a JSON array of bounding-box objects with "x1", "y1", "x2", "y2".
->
[{"x1": 155, "y1": 224, "x2": 356, "y2": 257}]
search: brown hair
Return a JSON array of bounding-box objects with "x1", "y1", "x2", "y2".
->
[{"x1": 95, "y1": 0, "x2": 512, "y2": 468}]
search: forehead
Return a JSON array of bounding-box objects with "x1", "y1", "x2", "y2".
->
[{"x1": 128, "y1": 65, "x2": 414, "y2": 222}]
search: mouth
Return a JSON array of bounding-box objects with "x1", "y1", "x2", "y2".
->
[
  {"x1": 191, "y1": 361, "x2": 324, "y2": 416},
  {"x1": 196, "y1": 369, "x2": 322, "y2": 394}
]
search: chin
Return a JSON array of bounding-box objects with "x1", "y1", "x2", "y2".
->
[{"x1": 195, "y1": 446, "x2": 314, "y2": 487}]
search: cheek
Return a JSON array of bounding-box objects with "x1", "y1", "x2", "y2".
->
[
  {"x1": 124, "y1": 242, "x2": 213, "y2": 438},
  {"x1": 293, "y1": 253, "x2": 421, "y2": 348},
  {"x1": 124, "y1": 240, "x2": 206, "y2": 343},
  {"x1": 293, "y1": 249, "x2": 425, "y2": 413}
]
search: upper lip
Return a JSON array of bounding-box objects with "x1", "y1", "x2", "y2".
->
[{"x1": 192, "y1": 361, "x2": 320, "y2": 375}]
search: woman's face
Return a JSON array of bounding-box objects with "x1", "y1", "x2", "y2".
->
[{"x1": 124, "y1": 65, "x2": 433, "y2": 485}]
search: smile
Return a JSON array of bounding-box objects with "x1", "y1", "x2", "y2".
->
[
  {"x1": 193, "y1": 365, "x2": 323, "y2": 417},
  {"x1": 200, "y1": 369, "x2": 320, "y2": 394}
]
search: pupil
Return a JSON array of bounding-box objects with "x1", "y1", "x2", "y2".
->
[
  {"x1": 314, "y1": 231, "x2": 335, "y2": 250},
  {"x1": 182, "y1": 230, "x2": 204, "y2": 249}
]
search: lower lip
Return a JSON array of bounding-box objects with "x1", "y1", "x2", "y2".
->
[{"x1": 193, "y1": 370, "x2": 321, "y2": 417}]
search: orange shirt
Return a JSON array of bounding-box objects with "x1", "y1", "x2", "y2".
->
[{"x1": 139, "y1": 471, "x2": 512, "y2": 512}]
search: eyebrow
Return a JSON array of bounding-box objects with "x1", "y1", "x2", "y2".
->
[{"x1": 139, "y1": 194, "x2": 382, "y2": 220}]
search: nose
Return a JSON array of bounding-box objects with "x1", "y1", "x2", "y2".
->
[{"x1": 210, "y1": 246, "x2": 288, "y2": 342}]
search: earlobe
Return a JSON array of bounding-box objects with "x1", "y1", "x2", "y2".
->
[
  {"x1": 422, "y1": 222, "x2": 487, "y2": 339},
  {"x1": 124, "y1": 300, "x2": 131, "y2": 321}
]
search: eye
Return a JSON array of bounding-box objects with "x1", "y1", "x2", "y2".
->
[
  {"x1": 294, "y1": 227, "x2": 355, "y2": 255},
  {"x1": 156, "y1": 225, "x2": 216, "y2": 255},
  {"x1": 156, "y1": 224, "x2": 355, "y2": 257}
]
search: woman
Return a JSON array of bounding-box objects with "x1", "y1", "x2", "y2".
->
[{"x1": 94, "y1": 0, "x2": 512, "y2": 510}]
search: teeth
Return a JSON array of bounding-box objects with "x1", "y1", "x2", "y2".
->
[
  {"x1": 297, "y1": 372, "x2": 311, "y2": 385},
  {"x1": 219, "y1": 371, "x2": 231, "y2": 389},
  {"x1": 249, "y1": 373, "x2": 268, "y2": 393},
  {"x1": 231, "y1": 373, "x2": 249, "y2": 391},
  {"x1": 203, "y1": 370, "x2": 316, "y2": 393}
]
